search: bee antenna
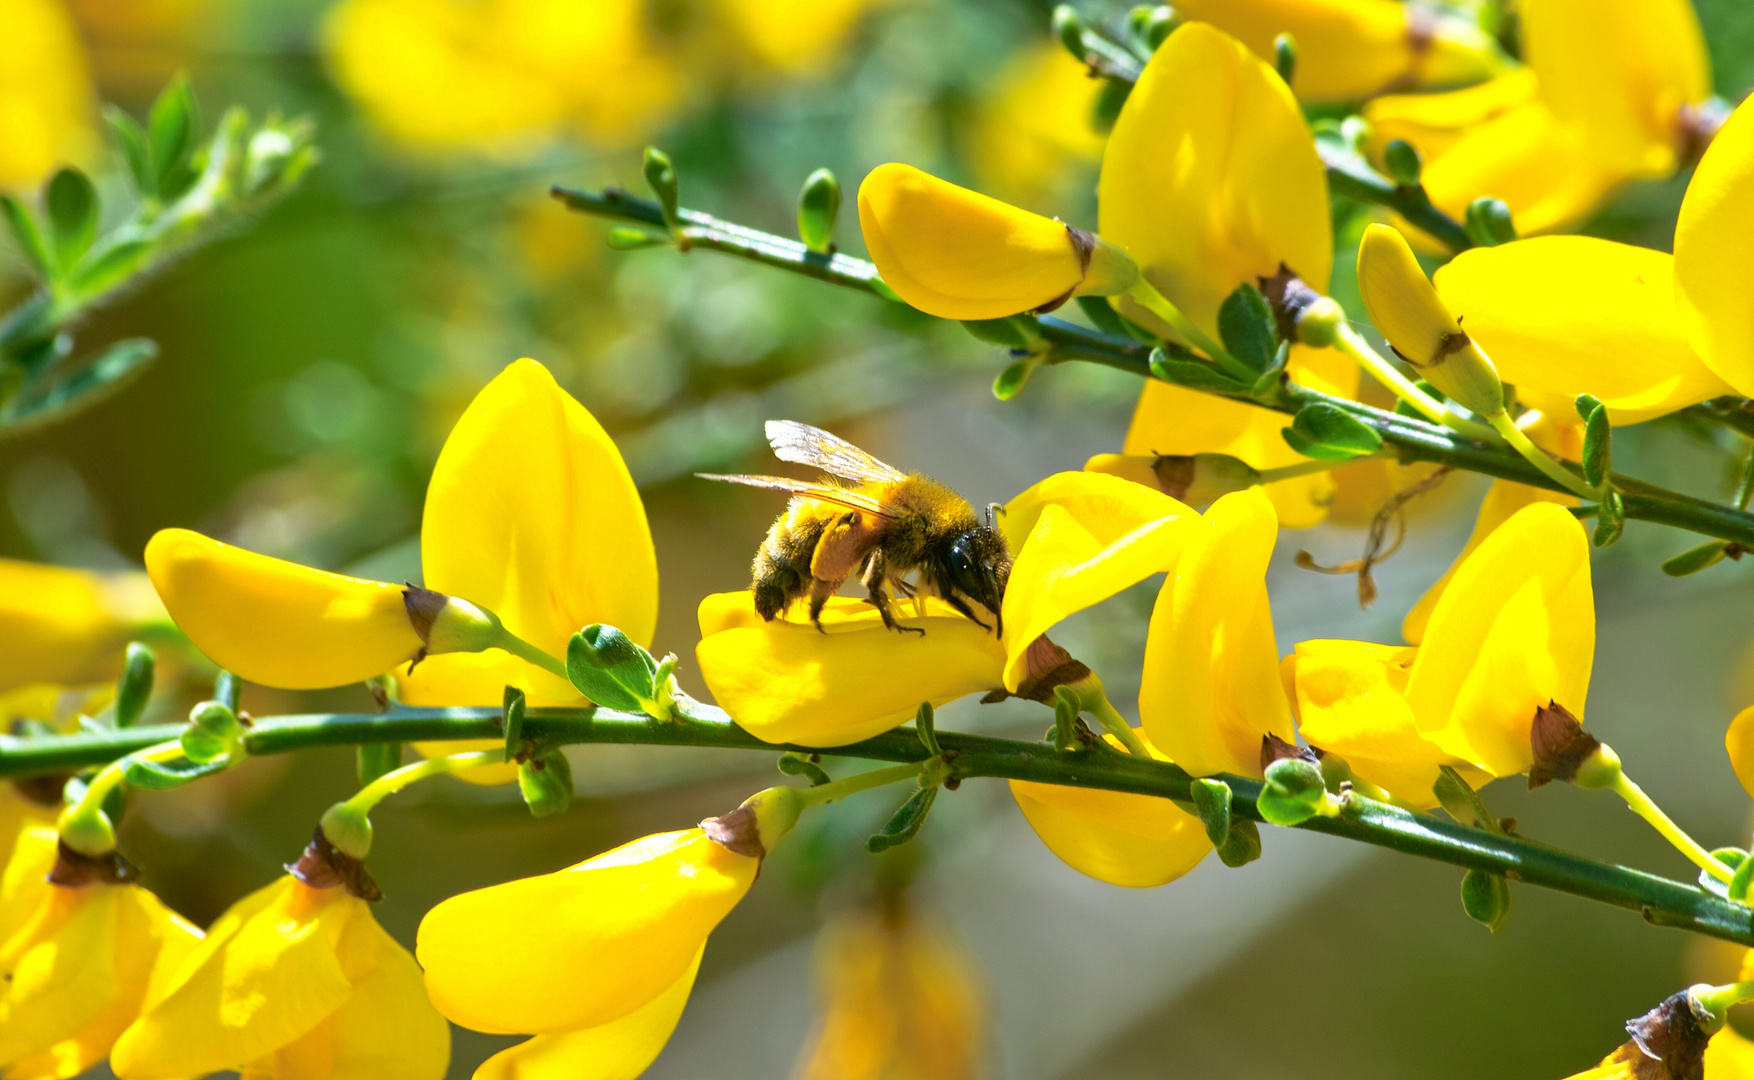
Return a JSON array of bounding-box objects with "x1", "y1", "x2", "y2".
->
[{"x1": 987, "y1": 501, "x2": 1003, "y2": 527}]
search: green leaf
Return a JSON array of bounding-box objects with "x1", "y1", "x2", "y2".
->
[
  {"x1": 1730, "y1": 850, "x2": 1754, "y2": 902},
  {"x1": 356, "y1": 743, "x2": 402, "y2": 785},
  {"x1": 1051, "y1": 687, "x2": 1079, "y2": 751},
  {"x1": 1, "y1": 195, "x2": 54, "y2": 279},
  {"x1": 105, "y1": 105, "x2": 153, "y2": 196},
  {"x1": 1281, "y1": 403, "x2": 1383, "y2": 461},
  {"x1": 502, "y1": 685, "x2": 526, "y2": 763},
  {"x1": 0, "y1": 338, "x2": 157, "y2": 431},
  {"x1": 777, "y1": 751, "x2": 831, "y2": 786},
  {"x1": 122, "y1": 755, "x2": 228, "y2": 790},
  {"x1": 1662, "y1": 540, "x2": 1729, "y2": 578},
  {"x1": 1216, "y1": 282, "x2": 1278, "y2": 374},
  {"x1": 797, "y1": 167, "x2": 840, "y2": 253},
  {"x1": 867, "y1": 785, "x2": 938, "y2": 853},
  {"x1": 1075, "y1": 295, "x2": 1132, "y2": 339},
  {"x1": 962, "y1": 317, "x2": 1031, "y2": 349},
  {"x1": 65, "y1": 238, "x2": 153, "y2": 298},
  {"x1": 1215, "y1": 819, "x2": 1262, "y2": 868},
  {"x1": 565, "y1": 624, "x2": 653, "y2": 712},
  {"x1": 992, "y1": 359, "x2": 1034, "y2": 401},
  {"x1": 113, "y1": 642, "x2": 155, "y2": 728},
  {"x1": 1432, "y1": 765, "x2": 1497, "y2": 831},
  {"x1": 1577, "y1": 394, "x2": 1611, "y2": 490},
  {"x1": 1150, "y1": 348, "x2": 1249, "y2": 394},
  {"x1": 147, "y1": 73, "x2": 199, "y2": 199},
  {"x1": 44, "y1": 168, "x2": 98, "y2": 271},
  {"x1": 1460, "y1": 869, "x2": 1511, "y2": 931},
  {"x1": 1593, "y1": 489, "x2": 1624, "y2": 548},
  {"x1": 912, "y1": 701, "x2": 941, "y2": 757},
  {"x1": 1256, "y1": 757, "x2": 1328, "y2": 826},
  {"x1": 1190, "y1": 777, "x2": 1232, "y2": 847},
  {"x1": 518, "y1": 750, "x2": 573, "y2": 817},
  {"x1": 1465, "y1": 197, "x2": 1517, "y2": 247}
]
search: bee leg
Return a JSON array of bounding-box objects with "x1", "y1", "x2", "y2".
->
[
  {"x1": 861, "y1": 554, "x2": 924, "y2": 636},
  {"x1": 938, "y1": 591, "x2": 993, "y2": 633},
  {"x1": 806, "y1": 577, "x2": 841, "y2": 633}
]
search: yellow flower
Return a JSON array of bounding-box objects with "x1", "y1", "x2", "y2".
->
[
  {"x1": 695, "y1": 471, "x2": 1189, "y2": 746},
  {"x1": 1098, "y1": 21, "x2": 1358, "y2": 528},
  {"x1": 1674, "y1": 94, "x2": 1754, "y2": 398},
  {"x1": 0, "y1": 560, "x2": 166, "y2": 695},
  {"x1": 1723, "y1": 703, "x2": 1754, "y2": 802},
  {"x1": 1365, "y1": 0, "x2": 1710, "y2": 237},
  {"x1": 1432, "y1": 235, "x2": 1732, "y2": 424},
  {"x1": 969, "y1": 42, "x2": 1107, "y2": 212},
  {"x1": 0, "y1": 823, "x2": 57, "y2": 951},
  {"x1": 1138, "y1": 488, "x2": 1296, "y2": 779},
  {"x1": 1170, "y1": 0, "x2": 1505, "y2": 103},
  {"x1": 111, "y1": 875, "x2": 449, "y2": 1079},
  {"x1": 1010, "y1": 730, "x2": 1213, "y2": 887},
  {"x1": 0, "y1": 869, "x2": 201, "y2": 1079},
  {"x1": 856, "y1": 162, "x2": 1136, "y2": 321},
  {"x1": 1288, "y1": 503, "x2": 1592, "y2": 799},
  {"x1": 0, "y1": 0, "x2": 93, "y2": 190},
  {"x1": 791, "y1": 909, "x2": 983, "y2": 1080}
]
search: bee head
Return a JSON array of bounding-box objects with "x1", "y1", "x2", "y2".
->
[{"x1": 939, "y1": 527, "x2": 1011, "y2": 635}]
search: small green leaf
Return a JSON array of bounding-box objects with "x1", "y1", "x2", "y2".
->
[
  {"x1": 797, "y1": 167, "x2": 840, "y2": 253},
  {"x1": 1593, "y1": 489, "x2": 1624, "y2": 548},
  {"x1": 1, "y1": 195, "x2": 54, "y2": 279},
  {"x1": 1577, "y1": 394, "x2": 1611, "y2": 490},
  {"x1": 1091, "y1": 76, "x2": 1131, "y2": 134},
  {"x1": 1282, "y1": 403, "x2": 1383, "y2": 461},
  {"x1": 122, "y1": 755, "x2": 228, "y2": 790},
  {"x1": 912, "y1": 701, "x2": 941, "y2": 757},
  {"x1": 1150, "y1": 348, "x2": 1249, "y2": 394},
  {"x1": 605, "y1": 226, "x2": 669, "y2": 250},
  {"x1": 105, "y1": 105, "x2": 153, "y2": 196},
  {"x1": 113, "y1": 642, "x2": 155, "y2": 728},
  {"x1": 1432, "y1": 765, "x2": 1498, "y2": 832},
  {"x1": 45, "y1": 167, "x2": 98, "y2": 270},
  {"x1": 1075, "y1": 295, "x2": 1133, "y2": 339},
  {"x1": 1216, "y1": 282, "x2": 1279, "y2": 374},
  {"x1": 1382, "y1": 138, "x2": 1423, "y2": 186},
  {"x1": 1190, "y1": 778, "x2": 1232, "y2": 847},
  {"x1": 356, "y1": 743, "x2": 402, "y2": 785},
  {"x1": 1256, "y1": 757, "x2": 1328, "y2": 826},
  {"x1": 777, "y1": 752, "x2": 832, "y2": 786},
  {"x1": 565, "y1": 623, "x2": 657, "y2": 712},
  {"x1": 1662, "y1": 540, "x2": 1729, "y2": 578},
  {"x1": 147, "y1": 73, "x2": 199, "y2": 198},
  {"x1": 1460, "y1": 869, "x2": 1511, "y2": 931},
  {"x1": 643, "y1": 146, "x2": 680, "y2": 227},
  {"x1": 502, "y1": 685, "x2": 526, "y2": 763},
  {"x1": 1215, "y1": 819, "x2": 1262, "y2": 868},
  {"x1": 867, "y1": 785, "x2": 938, "y2": 853},
  {"x1": 0, "y1": 338, "x2": 157, "y2": 431},
  {"x1": 65, "y1": 238, "x2": 153, "y2": 298},
  {"x1": 1273, "y1": 32, "x2": 1297, "y2": 85},
  {"x1": 1051, "y1": 687, "x2": 1079, "y2": 751},
  {"x1": 962, "y1": 317, "x2": 1031, "y2": 349},
  {"x1": 992, "y1": 358, "x2": 1037, "y2": 401},
  {"x1": 1730, "y1": 851, "x2": 1754, "y2": 902},
  {"x1": 518, "y1": 750, "x2": 573, "y2": 817}
]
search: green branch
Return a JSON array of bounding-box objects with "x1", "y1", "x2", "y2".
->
[
  {"x1": 5, "y1": 703, "x2": 1750, "y2": 946},
  {"x1": 553, "y1": 184, "x2": 1754, "y2": 548}
]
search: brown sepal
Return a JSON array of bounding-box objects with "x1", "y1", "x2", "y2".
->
[
  {"x1": 1594, "y1": 991, "x2": 1711, "y2": 1080},
  {"x1": 702, "y1": 805, "x2": 765, "y2": 860},
  {"x1": 401, "y1": 584, "x2": 446, "y2": 645},
  {"x1": 1151, "y1": 455, "x2": 1197, "y2": 501},
  {"x1": 1527, "y1": 701, "x2": 1602, "y2": 789},
  {"x1": 287, "y1": 827, "x2": 382, "y2": 902},
  {"x1": 1261, "y1": 732, "x2": 1319, "y2": 773},
  {"x1": 48, "y1": 840, "x2": 138, "y2": 887},
  {"x1": 1257, "y1": 263, "x2": 1323, "y2": 343},
  {"x1": 1064, "y1": 224, "x2": 1096, "y2": 274}
]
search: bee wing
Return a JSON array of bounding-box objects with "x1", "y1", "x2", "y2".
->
[
  {"x1": 765, "y1": 420, "x2": 908, "y2": 485},
  {"x1": 696, "y1": 473, "x2": 902, "y2": 519}
]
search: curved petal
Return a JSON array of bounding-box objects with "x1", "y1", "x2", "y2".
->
[
  {"x1": 1009, "y1": 731, "x2": 1211, "y2": 887},
  {"x1": 1170, "y1": 0, "x2": 1504, "y2": 103},
  {"x1": 0, "y1": 826, "x2": 57, "y2": 949},
  {"x1": 1099, "y1": 21, "x2": 1330, "y2": 339},
  {"x1": 1726, "y1": 705, "x2": 1754, "y2": 802},
  {"x1": 145, "y1": 529, "x2": 420, "y2": 690},
  {"x1": 1675, "y1": 96, "x2": 1754, "y2": 397},
  {"x1": 1522, "y1": 0, "x2": 1709, "y2": 178},
  {"x1": 999, "y1": 472, "x2": 1196, "y2": 689},
  {"x1": 1138, "y1": 489, "x2": 1295, "y2": 777},
  {"x1": 421, "y1": 358, "x2": 657, "y2": 700},
  {"x1": 1365, "y1": 69, "x2": 1540, "y2": 163},
  {"x1": 417, "y1": 829, "x2": 755, "y2": 1036},
  {"x1": 0, "y1": 886, "x2": 123, "y2": 1067},
  {"x1": 1406, "y1": 503, "x2": 1593, "y2": 776},
  {"x1": 0, "y1": 561, "x2": 162, "y2": 695},
  {"x1": 1706, "y1": 1023, "x2": 1754, "y2": 1077},
  {"x1": 857, "y1": 163, "x2": 1086, "y2": 320},
  {"x1": 474, "y1": 949, "x2": 701, "y2": 1080},
  {"x1": 1120, "y1": 345, "x2": 1358, "y2": 529},
  {"x1": 694, "y1": 592, "x2": 1004, "y2": 747},
  {"x1": 1435, "y1": 237, "x2": 1730, "y2": 424}
]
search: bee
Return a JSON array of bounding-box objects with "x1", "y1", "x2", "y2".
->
[{"x1": 699, "y1": 421, "x2": 1011, "y2": 636}]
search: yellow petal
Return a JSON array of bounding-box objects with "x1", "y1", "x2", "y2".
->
[
  {"x1": 1675, "y1": 96, "x2": 1754, "y2": 397},
  {"x1": 145, "y1": 529, "x2": 420, "y2": 690},
  {"x1": 419, "y1": 357, "x2": 655, "y2": 702},
  {"x1": 1726, "y1": 705, "x2": 1754, "y2": 802},
  {"x1": 112, "y1": 879, "x2": 360, "y2": 1079},
  {"x1": 857, "y1": 162, "x2": 1087, "y2": 320},
  {"x1": 1365, "y1": 69, "x2": 1540, "y2": 163},
  {"x1": 1705, "y1": 1024, "x2": 1754, "y2": 1077},
  {"x1": 417, "y1": 828, "x2": 755, "y2": 1035},
  {"x1": 0, "y1": 886, "x2": 123, "y2": 1066},
  {"x1": 1434, "y1": 236, "x2": 1731, "y2": 424},
  {"x1": 694, "y1": 592, "x2": 1004, "y2": 746},
  {"x1": 1138, "y1": 489, "x2": 1295, "y2": 777},
  {"x1": 1100, "y1": 21, "x2": 1330, "y2": 339},
  {"x1": 970, "y1": 43, "x2": 1107, "y2": 210},
  {"x1": 1170, "y1": 0, "x2": 1504, "y2": 103},
  {"x1": 1405, "y1": 503, "x2": 1593, "y2": 776},
  {"x1": 473, "y1": 949, "x2": 701, "y2": 1080},
  {"x1": 1119, "y1": 344, "x2": 1359, "y2": 529},
  {"x1": 0, "y1": 826, "x2": 58, "y2": 948},
  {"x1": 1009, "y1": 731, "x2": 1212, "y2": 887},
  {"x1": 1522, "y1": 0, "x2": 1709, "y2": 178},
  {"x1": 0, "y1": 561, "x2": 163, "y2": 694},
  {"x1": 999, "y1": 472, "x2": 1196, "y2": 689}
]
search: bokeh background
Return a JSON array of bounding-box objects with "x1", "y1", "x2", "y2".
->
[{"x1": 5, "y1": 0, "x2": 1754, "y2": 1076}]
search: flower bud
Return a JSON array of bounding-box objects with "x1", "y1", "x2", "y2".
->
[
  {"x1": 113, "y1": 641, "x2": 155, "y2": 728},
  {"x1": 518, "y1": 750, "x2": 574, "y2": 818},
  {"x1": 1357, "y1": 223, "x2": 1504, "y2": 417},
  {"x1": 318, "y1": 800, "x2": 374, "y2": 859},
  {"x1": 1255, "y1": 755, "x2": 1329, "y2": 825},
  {"x1": 858, "y1": 162, "x2": 1136, "y2": 320},
  {"x1": 402, "y1": 585, "x2": 506, "y2": 655},
  {"x1": 1292, "y1": 294, "x2": 1345, "y2": 347},
  {"x1": 57, "y1": 803, "x2": 116, "y2": 856},
  {"x1": 1382, "y1": 138, "x2": 1423, "y2": 186},
  {"x1": 643, "y1": 145, "x2": 680, "y2": 227},
  {"x1": 1052, "y1": 5, "x2": 1085, "y2": 62},
  {"x1": 1084, "y1": 452, "x2": 1262, "y2": 507},
  {"x1": 181, "y1": 699, "x2": 241, "y2": 763},
  {"x1": 798, "y1": 167, "x2": 840, "y2": 253}
]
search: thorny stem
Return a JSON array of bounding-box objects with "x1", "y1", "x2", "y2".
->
[
  {"x1": 1610, "y1": 772, "x2": 1734, "y2": 884},
  {"x1": 12, "y1": 704, "x2": 1754, "y2": 947}
]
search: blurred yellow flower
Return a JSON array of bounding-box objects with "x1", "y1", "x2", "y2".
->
[
  {"x1": 791, "y1": 908, "x2": 983, "y2": 1080},
  {"x1": 1289, "y1": 503, "x2": 1592, "y2": 799},
  {"x1": 0, "y1": 823, "x2": 57, "y2": 948},
  {"x1": 110, "y1": 875, "x2": 448, "y2": 1080},
  {"x1": 716, "y1": 0, "x2": 887, "y2": 77},
  {"x1": 63, "y1": 0, "x2": 217, "y2": 94},
  {"x1": 0, "y1": 0, "x2": 93, "y2": 191},
  {"x1": 0, "y1": 560, "x2": 166, "y2": 695},
  {"x1": 1366, "y1": 0, "x2": 1711, "y2": 236},
  {"x1": 1138, "y1": 488, "x2": 1296, "y2": 779},
  {"x1": 1098, "y1": 22, "x2": 1358, "y2": 528},
  {"x1": 1674, "y1": 94, "x2": 1754, "y2": 398},
  {"x1": 1171, "y1": 0, "x2": 1506, "y2": 102},
  {"x1": 0, "y1": 868, "x2": 201, "y2": 1079},
  {"x1": 970, "y1": 42, "x2": 1106, "y2": 211}
]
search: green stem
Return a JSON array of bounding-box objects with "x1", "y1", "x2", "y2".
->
[
  {"x1": 1124, "y1": 279, "x2": 1248, "y2": 378},
  {"x1": 1331, "y1": 323, "x2": 1497, "y2": 441},
  {"x1": 1694, "y1": 979, "x2": 1754, "y2": 1019},
  {"x1": 1488, "y1": 410, "x2": 1599, "y2": 499},
  {"x1": 11, "y1": 705, "x2": 1754, "y2": 947},
  {"x1": 344, "y1": 749, "x2": 504, "y2": 815},
  {"x1": 1609, "y1": 772, "x2": 1732, "y2": 883},
  {"x1": 67, "y1": 739, "x2": 183, "y2": 821},
  {"x1": 492, "y1": 629, "x2": 571, "y2": 685},
  {"x1": 796, "y1": 761, "x2": 924, "y2": 808},
  {"x1": 1082, "y1": 693, "x2": 1151, "y2": 759},
  {"x1": 1256, "y1": 457, "x2": 1369, "y2": 485}
]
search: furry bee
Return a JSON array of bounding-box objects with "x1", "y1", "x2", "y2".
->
[{"x1": 700, "y1": 421, "x2": 1011, "y2": 635}]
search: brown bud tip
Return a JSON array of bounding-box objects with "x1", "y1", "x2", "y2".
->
[
  {"x1": 1261, "y1": 732, "x2": 1319, "y2": 772},
  {"x1": 1258, "y1": 263, "x2": 1324, "y2": 342},
  {"x1": 1013, "y1": 634, "x2": 1093, "y2": 704},
  {"x1": 1598, "y1": 991, "x2": 1711, "y2": 1080},
  {"x1": 287, "y1": 826, "x2": 383, "y2": 902},
  {"x1": 1152, "y1": 455, "x2": 1197, "y2": 500},
  {"x1": 1065, "y1": 224, "x2": 1096, "y2": 274},
  {"x1": 402, "y1": 585, "x2": 447, "y2": 645},
  {"x1": 47, "y1": 840, "x2": 137, "y2": 887},
  {"x1": 1527, "y1": 701, "x2": 1602, "y2": 789},
  {"x1": 701, "y1": 805, "x2": 766, "y2": 860}
]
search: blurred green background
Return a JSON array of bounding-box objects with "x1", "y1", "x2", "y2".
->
[{"x1": 6, "y1": 0, "x2": 1754, "y2": 1076}]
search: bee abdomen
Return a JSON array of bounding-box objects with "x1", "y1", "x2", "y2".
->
[{"x1": 751, "y1": 513, "x2": 826, "y2": 621}]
